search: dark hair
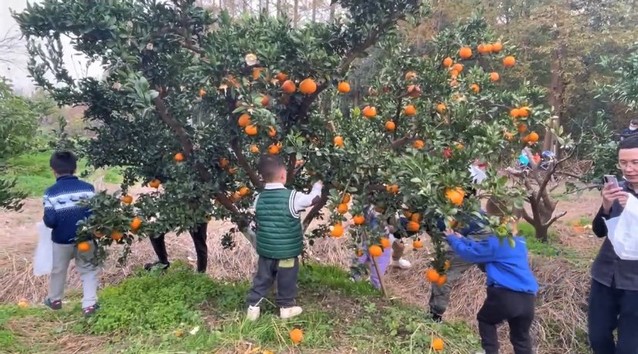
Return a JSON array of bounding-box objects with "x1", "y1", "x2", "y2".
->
[
  {"x1": 619, "y1": 135, "x2": 638, "y2": 150},
  {"x1": 50, "y1": 151, "x2": 77, "y2": 175},
  {"x1": 257, "y1": 154, "x2": 285, "y2": 182}
]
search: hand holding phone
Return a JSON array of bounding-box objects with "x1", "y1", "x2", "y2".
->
[
  {"x1": 604, "y1": 175, "x2": 619, "y2": 188},
  {"x1": 602, "y1": 175, "x2": 626, "y2": 213}
]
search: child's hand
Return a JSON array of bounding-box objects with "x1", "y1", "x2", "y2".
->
[{"x1": 444, "y1": 229, "x2": 462, "y2": 238}]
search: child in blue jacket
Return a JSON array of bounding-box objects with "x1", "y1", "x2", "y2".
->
[{"x1": 445, "y1": 226, "x2": 538, "y2": 354}]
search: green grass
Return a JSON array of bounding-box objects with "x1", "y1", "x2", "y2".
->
[
  {"x1": 517, "y1": 222, "x2": 581, "y2": 261},
  {"x1": 2, "y1": 151, "x2": 123, "y2": 196},
  {"x1": 0, "y1": 262, "x2": 481, "y2": 353}
]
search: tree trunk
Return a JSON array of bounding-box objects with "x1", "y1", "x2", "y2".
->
[
  {"x1": 311, "y1": 0, "x2": 317, "y2": 22},
  {"x1": 545, "y1": 23, "x2": 567, "y2": 155},
  {"x1": 534, "y1": 224, "x2": 550, "y2": 243},
  {"x1": 329, "y1": 3, "x2": 335, "y2": 21},
  {"x1": 277, "y1": 0, "x2": 282, "y2": 17},
  {"x1": 293, "y1": 0, "x2": 299, "y2": 27}
]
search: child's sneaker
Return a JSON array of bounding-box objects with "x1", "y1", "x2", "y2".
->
[
  {"x1": 43, "y1": 298, "x2": 62, "y2": 310},
  {"x1": 246, "y1": 305, "x2": 260, "y2": 321},
  {"x1": 392, "y1": 258, "x2": 412, "y2": 269},
  {"x1": 280, "y1": 306, "x2": 303, "y2": 319},
  {"x1": 82, "y1": 303, "x2": 100, "y2": 317}
]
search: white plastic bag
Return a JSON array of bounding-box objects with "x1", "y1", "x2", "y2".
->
[
  {"x1": 33, "y1": 222, "x2": 53, "y2": 276},
  {"x1": 605, "y1": 194, "x2": 638, "y2": 260}
]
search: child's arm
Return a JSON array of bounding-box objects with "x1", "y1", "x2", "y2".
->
[
  {"x1": 43, "y1": 194, "x2": 57, "y2": 228},
  {"x1": 445, "y1": 232, "x2": 497, "y2": 263},
  {"x1": 292, "y1": 181, "x2": 323, "y2": 213}
]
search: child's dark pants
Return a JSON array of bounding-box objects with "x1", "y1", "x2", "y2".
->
[
  {"x1": 247, "y1": 256, "x2": 299, "y2": 307},
  {"x1": 477, "y1": 286, "x2": 535, "y2": 354},
  {"x1": 588, "y1": 279, "x2": 638, "y2": 354},
  {"x1": 149, "y1": 223, "x2": 208, "y2": 272}
]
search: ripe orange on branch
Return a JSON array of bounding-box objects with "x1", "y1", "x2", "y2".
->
[
  {"x1": 459, "y1": 46, "x2": 472, "y2": 59},
  {"x1": 77, "y1": 241, "x2": 91, "y2": 252},
  {"x1": 407, "y1": 221, "x2": 420, "y2": 232},
  {"x1": 149, "y1": 179, "x2": 161, "y2": 189},
  {"x1": 330, "y1": 223, "x2": 344, "y2": 238},
  {"x1": 299, "y1": 78, "x2": 317, "y2": 95},
  {"x1": 470, "y1": 83, "x2": 480, "y2": 93},
  {"x1": 442, "y1": 57, "x2": 453, "y2": 68},
  {"x1": 412, "y1": 139, "x2": 425, "y2": 149},
  {"x1": 385, "y1": 121, "x2": 396, "y2": 132},
  {"x1": 435, "y1": 103, "x2": 447, "y2": 114},
  {"x1": 452, "y1": 63, "x2": 464, "y2": 73},
  {"x1": 333, "y1": 136, "x2": 344, "y2": 148},
  {"x1": 121, "y1": 195, "x2": 133, "y2": 204},
  {"x1": 528, "y1": 131, "x2": 540, "y2": 143},
  {"x1": 445, "y1": 187, "x2": 465, "y2": 207},
  {"x1": 403, "y1": 104, "x2": 416, "y2": 116},
  {"x1": 369, "y1": 245, "x2": 383, "y2": 257},
  {"x1": 425, "y1": 268, "x2": 441, "y2": 283},
  {"x1": 245, "y1": 124, "x2": 258, "y2": 136},
  {"x1": 412, "y1": 239, "x2": 423, "y2": 249},
  {"x1": 490, "y1": 72, "x2": 500, "y2": 82},
  {"x1": 362, "y1": 106, "x2": 377, "y2": 118},
  {"x1": 281, "y1": 80, "x2": 296, "y2": 94},
  {"x1": 174, "y1": 152, "x2": 185, "y2": 162},
  {"x1": 337, "y1": 203, "x2": 349, "y2": 214},
  {"x1": 238, "y1": 113, "x2": 251, "y2": 127},
  {"x1": 492, "y1": 42, "x2": 503, "y2": 53},
  {"x1": 130, "y1": 217, "x2": 142, "y2": 232},
  {"x1": 337, "y1": 81, "x2": 351, "y2": 93},
  {"x1": 267, "y1": 126, "x2": 277, "y2": 138},
  {"x1": 380, "y1": 237, "x2": 391, "y2": 249},
  {"x1": 353, "y1": 215, "x2": 365, "y2": 225},
  {"x1": 503, "y1": 55, "x2": 516, "y2": 68}
]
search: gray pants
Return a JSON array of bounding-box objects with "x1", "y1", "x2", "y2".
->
[
  {"x1": 429, "y1": 250, "x2": 475, "y2": 316},
  {"x1": 247, "y1": 256, "x2": 299, "y2": 307},
  {"x1": 48, "y1": 242, "x2": 100, "y2": 308}
]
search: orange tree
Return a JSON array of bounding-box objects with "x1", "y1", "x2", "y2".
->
[{"x1": 16, "y1": 0, "x2": 543, "y2": 276}]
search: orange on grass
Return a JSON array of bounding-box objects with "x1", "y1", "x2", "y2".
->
[
  {"x1": 174, "y1": 152, "x2": 185, "y2": 162},
  {"x1": 385, "y1": 121, "x2": 396, "y2": 132},
  {"x1": 517, "y1": 123, "x2": 528, "y2": 134},
  {"x1": 337, "y1": 203, "x2": 349, "y2": 214},
  {"x1": 130, "y1": 217, "x2": 142, "y2": 232},
  {"x1": 77, "y1": 241, "x2": 91, "y2": 252},
  {"x1": 268, "y1": 143, "x2": 281, "y2": 155},
  {"x1": 267, "y1": 126, "x2": 277, "y2": 138},
  {"x1": 149, "y1": 179, "x2": 161, "y2": 189},
  {"x1": 425, "y1": 268, "x2": 441, "y2": 283},
  {"x1": 436, "y1": 103, "x2": 447, "y2": 114},
  {"x1": 289, "y1": 328, "x2": 303, "y2": 344},
  {"x1": 528, "y1": 131, "x2": 540, "y2": 143},
  {"x1": 404, "y1": 104, "x2": 417, "y2": 116},
  {"x1": 334, "y1": 135, "x2": 344, "y2": 148},
  {"x1": 331, "y1": 223, "x2": 344, "y2": 238},
  {"x1": 470, "y1": 83, "x2": 480, "y2": 93},
  {"x1": 281, "y1": 80, "x2": 296, "y2": 94},
  {"x1": 299, "y1": 78, "x2": 317, "y2": 95},
  {"x1": 369, "y1": 245, "x2": 383, "y2": 257},
  {"x1": 238, "y1": 186, "x2": 251, "y2": 197},
  {"x1": 249, "y1": 144, "x2": 260, "y2": 154},
  {"x1": 337, "y1": 81, "x2": 351, "y2": 93},
  {"x1": 111, "y1": 231, "x2": 123, "y2": 242},
  {"x1": 491, "y1": 42, "x2": 503, "y2": 53},
  {"x1": 380, "y1": 237, "x2": 391, "y2": 249},
  {"x1": 445, "y1": 187, "x2": 465, "y2": 207},
  {"x1": 412, "y1": 239, "x2": 424, "y2": 249},
  {"x1": 452, "y1": 63, "x2": 464, "y2": 73},
  {"x1": 362, "y1": 106, "x2": 377, "y2": 118},
  {"x1": 459, "y1": 46, "x2": 473, "y2": 59},
  {"x1": 442, "y1": 57, "x2": 453, "y2": 68},
  {"x1": 238, "y1": 113, "x2": 251, "y2": 127},
  {"x1": 407, "y1": 221, "x2": 420, "y2": 232},
  {"x1": 431, "y1": 337, "x2": 445, "y2": 351},
  {"x1": 353, "y1": 215, "x2": 365, "y2": 225},
  {"x1": 412, "y1": 139, "x2": 425, "y2": 149},
  {"x1": 503, "y1": 55, "x2": 516, "y2": 68},
  {"x1": 490, "y1": 72, "x2": 500, "y2": 82},
  {"x1": 245, "y1": 124, "x2": 258, "y2": 136},
  {"x1": 121, "y1": 195, "x2": 133, "y2": 204}
]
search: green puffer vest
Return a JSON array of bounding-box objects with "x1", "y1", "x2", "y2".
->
[{"x1": 255, "y1": 188, "x2": 303, "y2": 259}]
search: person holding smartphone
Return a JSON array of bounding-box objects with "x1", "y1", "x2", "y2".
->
[{"x1": 589, "y1": 136, "x2": 638, "y2": 354}]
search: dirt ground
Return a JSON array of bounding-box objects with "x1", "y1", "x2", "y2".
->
[{"x1": 0, "y1": 186, "x2": 605, "y2": 354}]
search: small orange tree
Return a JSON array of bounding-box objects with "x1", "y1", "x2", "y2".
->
[{"x1": 16, "y1": 0, "x2": 545, "y2": 275}]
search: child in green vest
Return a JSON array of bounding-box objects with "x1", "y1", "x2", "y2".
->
[{"x1": 246, "y1": 155, "x2": 322, "y2": 320}]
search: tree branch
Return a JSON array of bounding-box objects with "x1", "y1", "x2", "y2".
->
[
  {"x1": 338, "y1": 17, "x2": 400, "y2": 73},
  {"x1": 286, "y1": 153, "x2": 297, "y2": 187},
  {"x1": 230, "y1": 139, "x2": 263, "y2": 189},
  {"x1": 544, "y1": 211, "x2": 567, "y2": 228},
  {"x1": 302, "y1": 188, "x2": 329, "y2": 230}
]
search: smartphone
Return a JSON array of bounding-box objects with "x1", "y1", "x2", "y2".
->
[{"x1": 604, "y1": 175, "x2": 619, "y2": 188}]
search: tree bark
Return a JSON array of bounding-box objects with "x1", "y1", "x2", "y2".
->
[
  {"x1": 311, "y1": 0, "x2": 317, "y2": 22},
  {"x1": 293, "y1": 0, "x2": 299, "y2": 27}
]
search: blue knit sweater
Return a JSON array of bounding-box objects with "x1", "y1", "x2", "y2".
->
[{"x1": 43, "y1": 175, "x2": 95, "y2": 244}]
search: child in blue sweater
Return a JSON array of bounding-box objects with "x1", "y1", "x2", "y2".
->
[
  {"x1": 42, "y1": 151, "x2": 98, "y2": 316},
  {"x1": 445, "y1": 224, "x2": 538, "y2": 354}
]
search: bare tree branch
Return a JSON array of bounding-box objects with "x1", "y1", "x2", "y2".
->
[{"x1": 544, "y1": 211, "x2": 567, "y2": 228}]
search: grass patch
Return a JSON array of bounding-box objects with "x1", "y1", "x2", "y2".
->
[
  {"x1": 0, "y1": 262, "x2": 482, "y2": 353},
  {"x1": 3, "y1": 151, "x2": 123, "y2": 196},
  {"x1": 518, "y1": 222, "x2": 581, "y2": 260}
]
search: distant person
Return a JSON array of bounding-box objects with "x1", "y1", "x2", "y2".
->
[
  {"x1": 144, "y1": 222, "x2": 209, "y2": 273},
  {"x1": 589, "y1": 136, "x2": 638, "y2": 353},
  {"x1": 619, "y1": 119, "x2": 638, "y2": 141},
  {"x1": 246, "y1": 155, "x2": 322, "y2": 321},
  {"x1": 42, "y1": 151, "x2": 99, "y2": 316}
]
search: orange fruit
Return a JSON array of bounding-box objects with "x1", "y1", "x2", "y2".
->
[
  {"x1": 385, "y1": 121, "x2": 396, "y2": 132},
  {"x1": 436, "y1": 274, "x2": 447, "y2": 287},
  {"x1": 485, "y1": 43, "x2": 494, "y2": 53},
  {"x1": 459, "y1": 46, "x2": 472, "y2": 59},
  {"x1": 492, "y1": 42, "x2": 503, "y2": 53},
  {"x1": 404, "y1": 105, "x2": 417, "y2": 116},
  {"x1": 121, "y1": 195, "x2": 133, "y2": 204},
  {"x1": 299, "y1": 78, "x2": 317, "y2": 95},
  {"x1": 510, "y1": 108, "x2": 520, "y2": 118},
  {"x1": 425, "y1": 268, "x2": 441, "y2": 283},
  {"x1": 268, "y1": 143, "x2": 281, "y2": 155},
  {"x1": 330, "y1": 223, "x2": 344, "y2": 237},
  {"x1": 149, "y1": 179, "x2": 161, "y2": 189},
  {"x1": 519, "y1": 106, "x2": 530, "y2": 117},
  {"x1": 353, "y1": 215, "x2": 365, "y2": 225},
  {"x1": 334, "y1": 136, "x2": 344, "y2": 148},
  {"x1": 385, "y1": 184, "x2": 399, "y2": 194},
  {"x1": 477, "y1": 43, "x2": 490, "y2": 54},
  {"x1": 436, "y1": 103, "x2": 447, "y2": 114},
  {"x1": 337, "y1": 203, "x2": 349, "y2": 214},
  {"x1": 412, "y1": 239, "x2": 423, "y2": 249},
  {"x1": 251, "y1": 67, "x2": 263, "y2": 80},
  {"x1": 412, "y1": 139, "x2": 425, "y2": 149},
  {"x1": 431, "y1": 337, "x2": 445, "y2": 351},
  {"x1": 442, "y1": 57, "x2": 453, "y2": 68},
  {"x1": 238, "y1": 186, "x2": 251, "y2": 197},
  {"x1": 380, "y1": 237, "x2": 391, "y2": 249},
  {"x1": 219, "y1": 158, "x2": 230, "y2": 168},
  {"x1": 77, "y1": 241, "x2": 91, "y2": 252},
  {"x1": 267, "y1": 126, "x2": 277, "y2": 138},
  {"x1": 470, "y1": 83, "x2": 480, "y2": 93},
  {"x1": 504, "y1": 131, "x2": 515, "y2": 141},
  {"x1": 404, "y1": 71, "x2": 417, "y2": 81},
  {"x1": 337, "y1": 81, "x2": 351, "y2": 93},
  {"x1": 198, "y1": 88, "x2": 206, "y2": 97},
  {"x1": 111, "y1": 231, "x2": 123, "y2": 242},
  {"x1": 410, "y1": 213, "x2": 421, "y2": 223},
  {"x1": 261, "y1": 95, "x2": 270, "y2": 107},
  {"x1": 245, "y1": 124, "x2": 258, "y2": 136},
  {"x1": 281, "y1": 80, "x2": 296, "y2": 94},
  {"x1": 449, "y1": 69, "x2": 459, "y2": 78},
  {"x1": 445, "y1": 187, "x2": 465, "y2": 207},
  {"x1": 369, "y1": 245, "x2": 383, "y2": 257},
  {"x1": 238, "y1": 113, "x2": 251, "y2": 127},
  {"x1": 341, "y1": 193, "x2": 351, "y2": 204},
  {"x1": 528, "y1": 131, "x2": 539, "y2": 143},
  {"x1": 407, "y1": 221, "x2": 420, "y2": 232},
  {"x1": 276, "y1": 72, "x2": 288, "y2": 82},
  {"x1": 503, "y1": 55, "x2": 516, "y2": 68},
  {"x1": 174, "y1": 152, "x2": 185, "y2": 162},
  {"x1": 289, "y1": 328, "x2": 303, "y2": 344},
  {"x1": 249, "y1": 144, "x2": 260, "y2": 154},
  {"x1": 452, "y1": 63, "x2": 464, "y2": 73},
  {"x1": 490, "y1": 72, "x2": 500, "y2": 82},
  {"x1": 230, "y1": 191, "x2": 242, "y2": 202},
  {"x1": 362, "y1": 106, "x2": 377, "y2": 118},
  {"x1": 130, "y1": 217, "x2": 142, "y2": 232},
  {"x1": 517, "y1": 123, "x2": 528, "y2": 134}
]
